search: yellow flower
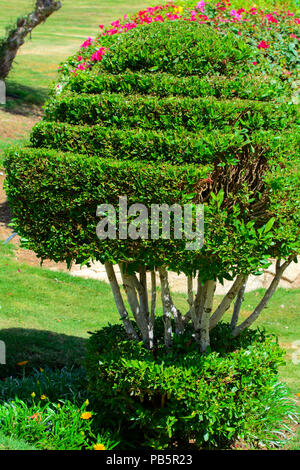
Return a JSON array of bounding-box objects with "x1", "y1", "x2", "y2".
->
[
  {"x1": 40, "y1": 368, "x2": 44, "y2": 372},
  {"x1": 57, "y1": 403, "x2": 61, "y2": 408},
  {"x1": 94, "y1": 443, "x2": 106, "y2": 450},
  {"x1": 174, "y1": 6, "x2": 183, "y2": 14},
  {"x1": 31, "y1": 392, "x2": 36, "y2": 398},
  {"x1": 297, "y1": 393, "x2": 300, "y2": 398},
  {"x1": 81, "y1": 412, "x2": 92, "y2": 420},
  {"x1": 17, "y1": 361, "x2": 28, "y2": 366},
  {"x1": 84, "y1": 399, "x2": 89, "y2": 406},
  {"x1": 40, "y1": 394, "x2": 47, "y2": 400}
]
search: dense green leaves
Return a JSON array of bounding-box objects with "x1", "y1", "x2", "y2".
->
[
  {"x1": 86, "y1": 322, "x2": 292, "y2": 449},
  {"x1": 44, "y1": 92, "x2": 296, "y2": 131},
  {"x1": 66, "y1": 71, "x2": 290, "y2": 101},
  {"x1": 96, "y1": 21, "x2": 252, "y2": 76}
]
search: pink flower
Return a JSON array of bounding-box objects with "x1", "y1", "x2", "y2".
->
[
  {"x1": 257, "y1": 40, "x2": 270, "y2": 49},
  {"x1": 252, "y1": 61, "x2": 257, "y2": 65},
  {"x1": 99, "y1": 25, "x2": 104, "y2": 29},
  {"x1": 91, "y1": 47, "x2": 107, "y2": 62},
  {"x1": 81, "y1": 37, "x2": 93, "y2": 49},
  {"x1": 196, "y1": 1, "x2": 206, "y2": 12},
  {"x1": 265, "y1": 13, "x2": 278, "y2": 24},
  {"x1": 290, "y1": 33, "x2": 299, "y2": 40},
  {"x1": 230, "y1": 9, "x2": 242, "y2": 20}
]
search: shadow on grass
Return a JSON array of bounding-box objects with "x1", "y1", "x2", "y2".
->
[
  {"x1": 0, "y1": 328, "x2": 87, "y2": 378},
  {"x1": 3, "y1": 81, "x2": 50, "y2": 115}
]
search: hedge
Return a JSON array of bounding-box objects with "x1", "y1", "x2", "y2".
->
[
  {"x1": 31, "y1": 121, "x2": 299, "y2": 165},
  {"x1": 44, "y1": 92, "x2": 297, "y2": 131},
  {"x1": 66, "y1": 71, "x2": 289, "y2": 101},
  {"x1": 86, "y1": 321, "x2": 290, "y2": 449},
  {"x1": 4, "y1": 19, "x2": 299, "y2": 280},
  {"x1": 94, "y1": 21, "x2": 252, "y2": 76}
]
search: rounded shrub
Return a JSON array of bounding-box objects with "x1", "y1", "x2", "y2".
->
[{"x1": 86, "y1": 322, "x2": 290, "y2": 449}]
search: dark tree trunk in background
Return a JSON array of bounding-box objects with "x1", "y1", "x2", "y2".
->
[{"x1": 0, "y1": 0, "x2": 62, "y2": 81}]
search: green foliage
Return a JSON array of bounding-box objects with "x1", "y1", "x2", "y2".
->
[
  {"x1": 4, "y1": 18, "x2": 299, "y2": 280},
  {"x1": 65, "y1": 71, "x2": 290, "y2": 101},
  {"x1": 86, "y1": 322, "x2": 296, "y2": 449},
  {"x1": 0, "y1": 431, "x2": 37, "y2": 450},
  {"x1": 31, "y1": 122, "x2": 299, "y2": 165},
  {"x1": 44, "y1": 92, "x2": 296, "y2": 131},
  {"x1": 0, "y1": 367, "x2": 119, "y2": 450},
  {"x1": 97, "y1": 21, "x2": 252, "y2": 76}
]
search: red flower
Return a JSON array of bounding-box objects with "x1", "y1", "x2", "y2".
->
[{"x1": 257, "y1": 40, "x2": 270, "y2": 49}]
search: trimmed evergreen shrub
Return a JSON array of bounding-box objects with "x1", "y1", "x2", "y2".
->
[
  {"x1": 86, "y1": 322, "x2": 294, "y2": 449},
  {"x1": 4, "y1": 19, "x2": 299, "y2": 349}
]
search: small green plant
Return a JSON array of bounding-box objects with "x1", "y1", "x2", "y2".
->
[{"x1": 0, "y1": 367, "x2": 119, "y2": 450}]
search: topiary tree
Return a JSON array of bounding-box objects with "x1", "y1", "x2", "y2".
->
[{"x1": 4, "y1": 18, "x2": 299, "y2": 352}]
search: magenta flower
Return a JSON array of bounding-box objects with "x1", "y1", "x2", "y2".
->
[
  {"x1": 230, "y1": 9, "x2": 242, "y2": 20},
  {"x1": 196, "y1": 1, "x2": 206, "y2": 13},
  {"x1": 81, "y1": 37, "x2": 93, "y2": 49},
  {"x1": 257, "y1": 40, "x2": 270, "y2": 49}
]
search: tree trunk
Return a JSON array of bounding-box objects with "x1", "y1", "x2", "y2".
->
[
  {"x1": 199, "y1": 280, "x2": 216, "y2": 352},
  {"x1": 230, "y1": 276, "x2": 248, "y2": 330},
  {"x1": 0, "y1": 0, "x2": 62, "y2": 80},
  {"x1": 232, "y1": 257, "x2": 294, "y2": 336},
  {"x1": 209, "y1": 274, "x2": 247, "y2": 329},
  {"x1": 120, "y1": 267, "x2": 150, "y2": 345},
  {"x1": 104, "y1": 262, "x2": 139, "y2": 341},
  {"x1": 0, "y1": 80, "x2": 5, "y2": 104},
  {"x1": 158, "y1": 267, "x2": 184, "y2": 340}
]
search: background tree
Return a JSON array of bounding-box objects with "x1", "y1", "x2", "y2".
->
[{"x1": 0, "y1": 0, "x2": 62, "y2": 84}]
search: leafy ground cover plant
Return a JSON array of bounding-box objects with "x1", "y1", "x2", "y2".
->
[{"x1": 0, "y1": 367, "x2": 119, "y2": 450}]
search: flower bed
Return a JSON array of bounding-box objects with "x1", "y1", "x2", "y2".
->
[{"x1": 57, "y1": 1, "x2": 299, "y2": 81}]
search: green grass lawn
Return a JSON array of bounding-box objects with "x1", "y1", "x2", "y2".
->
[
  {"x1": 0, "y1": 242, "x2": 299, "y2": 448},
  {"x1": 0, "y1": 430, "x2": 37, "y2": 450},
  {"x1": 0, "y1": 0, "x2": 150, "y2": 105}
]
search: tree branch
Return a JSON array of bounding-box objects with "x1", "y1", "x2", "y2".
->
[
  {"x1": 104, "y1": 262, "x2": 139, "y2": 341},
  {"x1": 232, "y1": 257, "x2": 294, "y2": 337},
  {"x1": 120, "y1": 266, "x2": 150, "y2": 345},
  {"x1": 0, "y1": 0, "x2": 62, "y2": 80},
  {"x1": 209, "y1": 274, "x2": 247, "y2": 330},
  {"x1": 158, "y1": 266, "x2": 184, "y2": 337},
  {"x1": 199, "y1": 280, "x2": 216, "y2": 352},
  {"x1": 149, "y1": 270, "x2": 156, "y2": 349},
  {"x1": 230, "y1": 276, "x2": 248, "y2": 330}
]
